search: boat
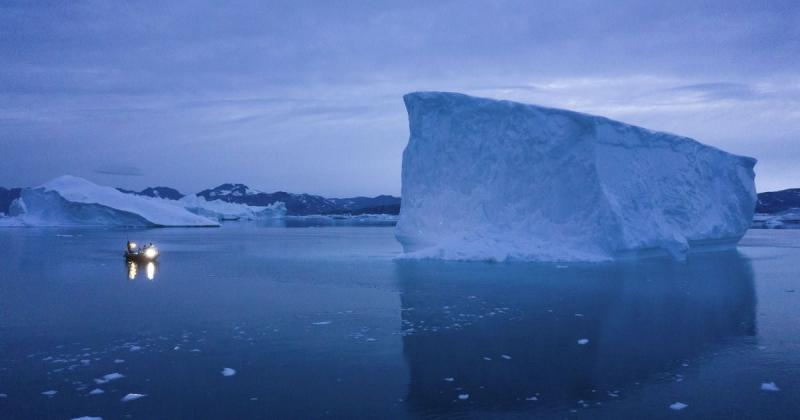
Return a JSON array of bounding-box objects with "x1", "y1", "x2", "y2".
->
[{"x1": 125, "y1": 241, "x2": 160, "y2": 261}]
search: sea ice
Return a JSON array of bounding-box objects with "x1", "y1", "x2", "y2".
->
[
  {"x1": 94, "y1": 372, "x2": 124, "y2": 384},
  {"x1": 222, "y1": 367, "x2": 237, "y2": 377},
  {"x1": 761, "y1": 382, "x2": 780, "y2": 392},
  {"x1": 88, "y1": 388, "x2": 105, "y2": 395},
  {"x1": 121, "y1": 393, "x2": 146, "y2": 402},
  {"x1": 670, "y1": 402, "x2": 688, "y2": 410},
  {"x1": 458, "y1": 394, "x2": 470, "y2": 400},
  {"x1": 72, "y1": 417, "x2": 102, "y2": 420},
  {"x1": 41, "y1": 390, "x2": 57, "y2": 396},
  {"x1": 311, "y1": 321, "x2": 332, "y2": 325},
  {"x1": 577, "y1": 339, "x2": 589, "y2": 345},
  {"x1": 396, "y1": 92, "x2": 757, "y2": 261}
]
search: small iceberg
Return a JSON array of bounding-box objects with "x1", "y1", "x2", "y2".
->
[
  {"x1": 761, "y1": 382, "x2": 780, "y2": 392},
  {"x1": 121, "y1": 393, "x2": 146, "y2": 402},
  {"x1": 94, "y1": 372, "x2": 124, "y2": 384},
  {"x1": 669, "y1": 402, "x2": 688, "y2": 410},
  {"x1": 222, "y1": 367, "x2": 237, "y2": 377}
]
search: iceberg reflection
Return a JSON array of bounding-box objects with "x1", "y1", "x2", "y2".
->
[{"x1": 396, "y1": 252, "x2": 756, "y2": 416}]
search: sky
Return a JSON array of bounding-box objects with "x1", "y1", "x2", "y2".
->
[{"x1": 1, "y1": 0, "x2": 798, "y2": 197}]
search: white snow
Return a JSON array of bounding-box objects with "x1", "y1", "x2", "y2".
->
[
  {"x1": 396, "y1": 92, "x2": 757, "y2": 261},
  {"x1": 761, "y1": 382, "x2": 780, "y2": 392},
  {"x1": 222, "y1": 367, "x2": 236, "y2": 377},
  {"x1": 180, "y1": 194, "x2": 286, "y2": 221},
  {"x1": 94, "y1": 372, "x2": 124, "y2": 384},
  {"x1": 669, "y1": 402, "x2": 688, "y2": 410},
  {"x1": 121, "y1": 393, "x2": 146, "y2": 402},
  {"x1": 8, "y1": 176, "x2": 219, "y2": 227}
]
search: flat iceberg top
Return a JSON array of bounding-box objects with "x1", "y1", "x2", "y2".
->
[{"x1": 397, "y1": 92, "x2": 757, "y2": 261}]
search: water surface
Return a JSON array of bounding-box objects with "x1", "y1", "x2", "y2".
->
[{"x1": 0, "y1": 226, "x2": 798, "y2": 419}]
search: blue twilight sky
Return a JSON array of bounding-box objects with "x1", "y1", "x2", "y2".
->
[{"x1": 1, "y1": 0, "x2": 798, "y2": 196}]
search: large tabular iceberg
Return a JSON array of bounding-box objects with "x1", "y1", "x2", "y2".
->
[
  {"x1": 396, "y1": 92, "x2": 757, "y2": 261},
  {"x1": 8, "y1": 176, "x2": 220, "y2": 227}
]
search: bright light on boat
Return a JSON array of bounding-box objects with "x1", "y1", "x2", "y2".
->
[{"x1": 144, "y1": 247, "x2": 158, "y2": 259}]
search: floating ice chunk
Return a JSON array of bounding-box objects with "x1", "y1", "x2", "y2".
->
[
  {"x1": 526, "y1": 396, "x2": 538, "y2": 401},
  {"x1": 113, "y1": 359, "x2": 125, "y2": 364},
  {"x1": 88, "y1": 388, "x2": 105, "y2": 395},
  {"x1": 444, "y1": 377, "x2": 455, "y2": 382},
  {"x1": 94, "y1": 372, "x2": 124, "y2": 384},
  {"x1": 72, "y1": 417, "x2": 102, "y2": 420},
  {"x1": 482, "y1": 357, "x2": 492, "y2": 361},
  {"x1": 458, "y1": 394, "x2": 470, "y2": 400},
  {"x1": 0, "y1": 393, "x2": 7, "y2": 398},
  {"x1": 501, "y1": 354, "x2": 512, "y2": 360},
  {"x1": 222, "y1": 368, "x2": 237, "y2": 377},
  {"x1": 311, "y1": 321, "x2": 332, "y2": 326},
  {"x1": 129, "y1": 346, "x2": 142, "y2": 352},
  {"x1": 121, "y1": 393, "x2": 146, "y2": 402},
  {"x1": 41, "y1": 390, "x2": 57, "y2": 396},
  {"x1": 761, "y1": 382, "x2": 780, "y2": 392},
  {"x1": 577, "y1": 339, "x2": 589, "y2": 345},
  {"x1": 669, "y1": 402, "x2": 688, "y2": 410},
  {"x1": 396, "y1": 92, "x2": 756, "y2": 262}
]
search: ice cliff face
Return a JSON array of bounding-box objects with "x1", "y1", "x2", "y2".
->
[{"x1": 396, "y1": 92, "x2": 757, "y2": 261}]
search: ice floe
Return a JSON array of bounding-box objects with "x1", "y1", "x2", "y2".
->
[
  {"x1": 577, "y1": 339, "x2": 589, "y2": 345},
  {"x1": 88, "y1": 388, "x2": 105, "y2": 395},
  {"x1": 761, "y1": 382, "x2": 780, "y2": 392},
  {"x1": 222, "y1": 367, "x2": 237, "y2": 377},
  {"x1": 94, "y1": 372, "x2": 124, "y2": 384},
  {"x1": 669, "y1": 402, "x2": 688, "y2": 410},
  {"x1": 121, "y1": 393, "x2": 146, "y2": 402}
]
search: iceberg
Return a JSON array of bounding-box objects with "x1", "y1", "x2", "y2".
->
[
  {"x1": 179, "y1": 194, "x2": 286, "y2": 221},
  {"x1": 8, "y1": 175, "x2": 219, "y2": 227},
  {"x1": 396, "y1": 92, "x2": 757, "y2": 261}
]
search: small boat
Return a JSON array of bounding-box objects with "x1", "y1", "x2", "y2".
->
[{"x1": 125, "y1": 241, "x2": 160, "y2": 261}]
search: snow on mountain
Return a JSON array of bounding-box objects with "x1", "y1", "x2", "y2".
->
[
  {"x1": 197, "y1": 184, "x2": 399, "y2": 215},
  {"x1": 396, "y1": 92, "x2": 757, "y2": 261},
  {"x1": 7, "y1": 175, "x2": 219, "y2": 227},
  {"x1": 117, "y1": 186, "x2": 185, "y2": 200},
  {"x1": 756, "y1": 188, "x2": 800, "y2": 213}
]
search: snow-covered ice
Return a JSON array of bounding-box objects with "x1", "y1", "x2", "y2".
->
[
  {"x1": 8, "y1": 176, "x2": 219, "y2": 227},
  {"x1": 180, "y1": 194, "x2": 285, "y2": 222},
  {"x1": 396, "y1": 92, "x2": 757, "y2": 261},
  {"x1": 222, "y1": 367, "x2": 236, "y2": 377},
  {"x1": 94, "y1": 372, "x2": 124, "y2": 384},
  {"x1": 121, "y1": 393, "x2": 146, "y2": 402},
  {"x1": 669, "y1": 402, "x2": 688, "y2": 410},
  {"x1": 761, "y1": 382, "x2": 780, "y2": 392}
]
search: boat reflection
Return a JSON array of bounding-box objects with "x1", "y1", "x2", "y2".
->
[
  {"x1": 395, "y1": 251, "x2": 756, "y2": 417},
  {"x1": 127, "y1": 260, "x2": 157, "y2": 281}
]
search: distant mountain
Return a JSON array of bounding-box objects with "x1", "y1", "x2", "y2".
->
[
  {"x1": 197, "y1": 183, "x2": 400, "y2": 215},
  {"x1": 756, "y1": 188, "x2": 800, "y2": 213},
  {"x1": 116, "y1": 186, "x2": 185, "y2": 200},
  {"x1": 0, "y1": 187, "x2": 21, "y2": 214}
]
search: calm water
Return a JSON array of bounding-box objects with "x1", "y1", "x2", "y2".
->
[{"x1": 1, "y1": 226, "x2": 799, "y2": 419}]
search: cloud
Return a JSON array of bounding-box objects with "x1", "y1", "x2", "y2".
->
[{"x1": 93, "y1": 166, "x2": 144, "y2": 177}]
